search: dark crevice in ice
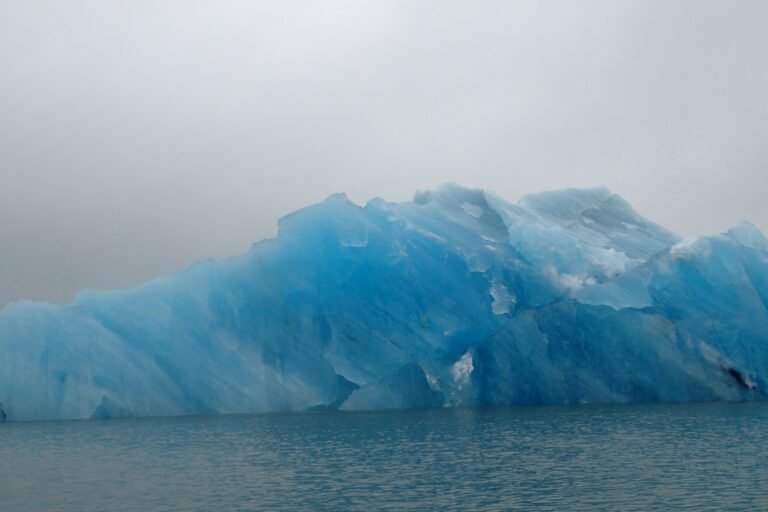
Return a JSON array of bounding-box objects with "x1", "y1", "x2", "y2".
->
[{"x1": 723, "y1": 367, "x2": 756, "y2": 391}]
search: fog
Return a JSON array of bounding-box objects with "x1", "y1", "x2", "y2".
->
[{"x1": 1, "y1": 0, "x2": 766, "y2": 305}]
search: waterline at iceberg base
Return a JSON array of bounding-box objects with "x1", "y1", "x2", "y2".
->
[{"x1": 2, "y1": 184, "x2": 768, "y2": 422}]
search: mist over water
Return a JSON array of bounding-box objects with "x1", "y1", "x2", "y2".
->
[{"x1": 2, "y1": 402, "x2": 767, "y2": 511}]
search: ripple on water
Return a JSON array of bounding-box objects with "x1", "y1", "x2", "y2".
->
[{"x1": 1, "y1": 402, "x2": 767, "y2": 512}]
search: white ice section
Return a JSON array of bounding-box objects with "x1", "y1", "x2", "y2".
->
[
  {"x1": 669, "y1": 236, "x2": 711, "y2": 259},
  {"x1": 490, "y1": 280, "x2": 515, "y2": 315},
  {"x1": 451, "y1": 352, "x2": 474, "y2": 386}
]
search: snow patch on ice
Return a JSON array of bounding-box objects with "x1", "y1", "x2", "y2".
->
[
  {"x1": 451, "y1": 352, "x2": 474, "y2": 386},
  {"x1": 490, "y1": 280, "x2": 515, "y2": 315},
  {"x1": 424, "y1": 369, "x2": 441, "y2": 391},
  {"x1": 546, "y1": 267, "x2": 597, "y2": 292},
  {"x1": 589, "y1": 248, "x2": 635, "y2": 277},
  {"x1": 670, "y1": 237, "x2": 711, "y2": 259}
]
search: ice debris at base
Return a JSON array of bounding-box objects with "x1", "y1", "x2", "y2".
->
[{"x1": 2, "y1": 184, "x2": 768, "y2": 421}]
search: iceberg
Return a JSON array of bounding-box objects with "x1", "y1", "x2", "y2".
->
[{"x1": 1, "y1": 184, "x2": 767, "y2": 421}]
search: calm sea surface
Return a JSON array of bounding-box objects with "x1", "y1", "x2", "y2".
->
[{"x1": 1, "y1": 402, "x2": 767, "y2": 511}]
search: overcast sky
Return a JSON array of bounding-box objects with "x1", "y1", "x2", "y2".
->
[{"x1": 1, "y1": 0, "x2": 767, "y2": 306}]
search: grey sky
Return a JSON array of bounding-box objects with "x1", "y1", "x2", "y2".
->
[{"x1": 1, "y1": 0, "x2": 767, "y2": 306}]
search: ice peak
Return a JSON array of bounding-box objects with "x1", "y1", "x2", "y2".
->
[
  {"x1": 322, "y1": 192, "x2": 353, "y2": 204},
  {"x1": 277, "y1": 192, "x2": 362, "y2": 238},
  {"x1": 413, "y1": 183, "x2": 487, "y2": 207},
  {"x1": 726, "y1": 220, "x2": 768, "y2": 249},
  {"x1": 519, "y1": 186, "x2": 620, "y2": 220}
]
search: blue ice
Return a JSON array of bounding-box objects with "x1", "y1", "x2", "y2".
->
[{"x1": 1, "y1": 184, "x2": 767, "y2": 421}]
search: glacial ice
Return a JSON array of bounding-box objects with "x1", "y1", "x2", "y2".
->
[{"x1": 1, "y1": 184, "x2": 767, "y2": 421}]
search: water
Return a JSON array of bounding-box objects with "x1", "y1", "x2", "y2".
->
[{"x1": 1, "y1": 402, "x2": 767, "y2": 511}]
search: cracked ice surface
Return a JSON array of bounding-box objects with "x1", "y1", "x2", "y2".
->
[{"x1": 1, "y1": 184, "x2": 768, "y2": 420}]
